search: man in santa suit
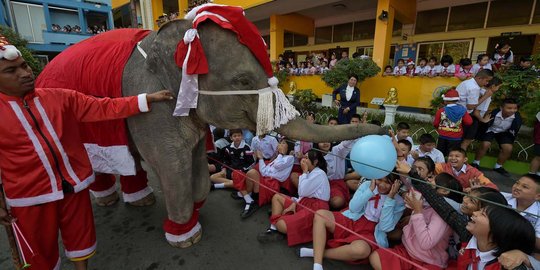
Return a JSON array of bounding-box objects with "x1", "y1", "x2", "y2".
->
[{"x1": 0, "y1": 36, "x2": 173, "y2": 270}]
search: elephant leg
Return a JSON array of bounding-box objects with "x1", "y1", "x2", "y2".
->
[{"x1": 192, "y1": 133, "x2": 211, "y2": 203}]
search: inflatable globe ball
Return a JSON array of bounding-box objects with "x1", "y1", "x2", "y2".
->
[{"x1": 350, "y1": 135, "x2": 397, "y2": 180}]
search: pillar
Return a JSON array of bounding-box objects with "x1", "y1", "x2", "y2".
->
[
  {"x1": 372, "y1": 0, "x2": 395, "y2": 70},
  {"x1": 43, "y1": 4, "x2": 52, "y2": 32},
  {"x1": 269, "y1": 15, "x2": 284, "y2": 62},
  {"x1": 151, "y1": 0, "x2": 164, "y2": 30},
  {"x1": 178, "y1": 0, "x2": 188, "y2": 17}
]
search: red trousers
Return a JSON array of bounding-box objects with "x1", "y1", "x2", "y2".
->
[
  {"x1": 10, "y1": 189, "x2": 96, "y2": 269},
  {"x1": 90, "y1": 170, "x2": 151, "y2": 202}
]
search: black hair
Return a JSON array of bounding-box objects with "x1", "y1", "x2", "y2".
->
[
  {"x1": 448, "y1": 146, "x2": 467, "y2": 157},
  {"x1": 397, "y1": 58, "x2": 405, "y2": 64},
  {"x1": 306, "y1": 111, "x2": 316, "y2": 119},
  {"x1": 414, "y1": 156, "x2": 436, "y2": 175},
  {"x1": 434, "y1": 173, "x2": 463, "y2": 203},
  {"x1": 213, "y1": 128, "x2": 225, "y2": 140},
  {"x1": 429, "y1": 56, "x2": 438, "y2": 63},
  {"x1": 419, "y1": 57, "x2": 428, "y2": 63},
  {"x1": 397, "y1": 122, "x2": 410, "y2": 130},
  {"x1": 501, "y1": 98, "x2": 518, "y2": 107},
  {"x1": 484, "y1": 205, "x2": 536, "y2": 257},
  {"x1": 485, "y1": 77, "x2": 502, "y2": 88},
  {"x1": 327, "y1": 116, "x2": 338, "y2": 124},
  {"x1": 419, "y1": 133, "x2": 436, "y2": 145},
  {"x1": 475, "y1": 69, "x2": 495, "y2": 78},
  {"x1": 397, "y1": 139, "x2": 412, "y2": 151},
  {"x1": 278, "y1": 137, "x2": 295, "y2": 155},
  {"x1": 492, "y1": 41, "x2": 512, "y2": 61},
  {"x1": 520, "y1": 55, "x2": 532, "y2": 62},
  {"x1": 476, "y1": 53, "x2": 489, "y2": 63},
  {"x1": 306, "y1": 149, "x2": 327, "y2": 173},
  {"x1": 521, "y1": 173, "x2": 540, "y2": 190},
  {"x1": 469, "y1": 187, "x2": 508, "y2": 209},
  {"x1": 459, "y1": 58, "x2": 472, "y2": 67},
  {"x1": 370, "y1": 119, "x2": 382, "y2": 126},
  {"x1": 384, "y1": 65, "x2": 393, "y2": 70},
  {"x1": 352, "y1": 52, "x2": 360, "y2": 59},
  {"x1": 440, "y1": 55, "x2": 454, "y2": 65},
  {"x1": 351, "y1": 114, "x2": 362, "y2": 121},
  {"x1": 229, "y1": 129, "x2": 243, "y2": 136},
  {"x1": 349, "y1": 74, "x2": 359, "y2": 81}
]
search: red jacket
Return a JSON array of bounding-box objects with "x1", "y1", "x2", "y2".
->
[
  {"x1": 433, "y1": 105, "x2": 472, "y2": 140},
  {"x1": 0, "y1": 88, "x2": 147, "y2": 207},
  {"x1": 435, "y1": 163, "x2": 498, "y2": 190}
]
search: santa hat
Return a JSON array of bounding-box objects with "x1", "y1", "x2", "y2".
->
[
  {"x1": 0, "y1": 35, "x2": 22, "y2": 61},
  {"x1": 442, "y1": 88, "x2": 460, "y2": 101},
  {"x1": 406, "y1": 59, "x2": 415, "y2": 66}
]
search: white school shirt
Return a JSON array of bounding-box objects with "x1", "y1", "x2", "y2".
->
[
  {"x1": 456, "y1": 78, "x2": 481, "y2": 113},
  {"x1": 465, "y1": 236, "x2": 497, "y2": 270},
  {"x1": 251, "y1": 135, "x2": 278, "y2": 159},
  {"x1": 297, "y1": 167, "x2": 330, "y2": 202},
  {"x1": 502, "y1": 192, "x2": 540, "y2": 238},
  {"x1": 345, "y1": 86, "x2": 354, "y2": 101},
  {"x1": 258, "y1": 154, "x2": 295, "y2": 182},
  {"x1": 471, "y1": 63, "x2": 492, "y2": 75},
  {"x1": 415, "y1": 65, "x2": 429, "y2": 75},
  {"x1": 487, "y1": 111, "x2": 515, "y2": 134},
  {"x1": 475, "y1": 88, "x2": 492, "y2": 117},
  {"x1": 410, "y1": 145, "x2": 445, "y2": 163},
  {"x1": 325, "y1": 140, "x2": 355, "y2": 180},
  {"x1": 214, "y1": 138, "x2": 230, "y2": 150},
  {"x1": 425, "y1": 65, "x2": 437, "y2": 76},
  {"x1": 393, "y1": 66, "x2": 406, "y2": 75},
  {"x1": 437, "y1": 64, "x2": 456, "y2": 75},
  {"x1": 364, "y1": 186, "x2": 390, "y2": 222},
  {"x1": 491, "y1": 51, "x2": 514, "y2": 65}
]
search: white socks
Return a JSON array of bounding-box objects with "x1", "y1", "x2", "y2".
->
[
  {"x1": 244, "y1": 194, "x2": 254, "y2": 204},
  {"x1": 313, "y1": 263, "x2": 323, "y2": 270},
  {"x1": 299, "y1": 248, "x2": 314, "y2": 257},
  {"x1": 270, "y1": 224, "x2": 277, "y2": 230},
  {"x1": 473, "y1": 160, "x2": 480, "y2": 165},
  {"x1": 494, "y1": 163, "x2": 502, "y2": 169},
  {"x1": 214, "y1": 183, "x2": 225, "y2": 189}
]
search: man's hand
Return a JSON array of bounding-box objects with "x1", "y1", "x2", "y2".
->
[
  {"x1": 0, "y1": 207, "x2": 13, "y2": 226},
  {"x1": 395, "y1": 160, "x2": 412, "y2": 175},
  {"x1": 343, "y1": 107, "x2": 350, "y2": 114},
  {"x1": 498, "y1": 250, "x2": 531, "y2": 269},
  {"x1": 146, "y1": 90, "x2": 174, "y2": 103}
]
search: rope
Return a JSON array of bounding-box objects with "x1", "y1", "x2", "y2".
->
[{"x1": 207, "y1": 156, "x2": 430, "y2": 270}]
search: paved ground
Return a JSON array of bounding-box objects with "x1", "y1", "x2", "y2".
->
[{"x1": 0, "y1": 165, "x2": 517, "y2": 270}]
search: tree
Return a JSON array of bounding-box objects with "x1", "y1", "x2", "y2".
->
[
  {"x1": 321, "y1": 58, "x2": 381, "y2": 88},
  {"x1": 0, "y1": 26, "x2": 43, "y2": 76}
]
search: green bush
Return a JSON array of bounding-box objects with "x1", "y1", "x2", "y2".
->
[
  {"x1": 291, "y1": 89, "x2": 318, "y2": 113},
  {"x1": 321, "y1": 58, "x2": 381, "y2": 88},
  {"x1": 429, "y1": 86, "x2": 453, "y2": 115},
  {"x1": 0, "y1": 26, "x2": 43, "y2": 76}
]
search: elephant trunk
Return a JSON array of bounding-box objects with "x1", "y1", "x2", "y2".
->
[{"x1": 276, "y1": 118, "x2": 387, "y2": 143}]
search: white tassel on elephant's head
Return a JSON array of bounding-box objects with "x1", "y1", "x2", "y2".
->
[{"x1": 256, "y1": 76, "x2": 299, "y2": 136}]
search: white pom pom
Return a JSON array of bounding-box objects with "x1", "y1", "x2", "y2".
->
[
  {"x1": 268, "y1": 76, "x2": 279, "y2": 88},
  {"x1": 2, "y1": 45, "x2": 20, "y2": 61}
]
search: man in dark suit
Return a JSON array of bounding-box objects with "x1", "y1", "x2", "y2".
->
[{"x1": 332, "y1": 75, "x2": 360, "y2": 124}]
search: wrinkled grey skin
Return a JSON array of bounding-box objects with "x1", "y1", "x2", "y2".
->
[{"x1": 122, "y1": 20, "x2": 384, "y2": 247}]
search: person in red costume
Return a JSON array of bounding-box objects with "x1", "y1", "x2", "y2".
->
[{"x1": 0, "y1": 36, "x2": 173, "y2": 270}]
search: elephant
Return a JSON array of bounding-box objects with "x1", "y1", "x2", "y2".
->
[{"x1": 37, "y1": 12, "x2": 385, "y2": 248}]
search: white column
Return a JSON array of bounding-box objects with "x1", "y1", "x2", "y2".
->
[
  {"x1": 140, "y1": 0, "x2": 154, "y2": 30},
  {"x1": 383, "y1": 104, "x2": 399, "y2": 126}
]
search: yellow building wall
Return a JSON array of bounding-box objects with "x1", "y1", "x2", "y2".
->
[
  {"x1": 112, "y1": 0, "x2": 129, "y2": 9},
  {"x1": 282, "y1": 75, "x2": 461, "y2": 109},
  {"x1": 213, "y1": 0, "x2": 273, "y2": 9}
]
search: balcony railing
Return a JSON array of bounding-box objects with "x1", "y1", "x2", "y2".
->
[{"x1": 43, "y1": 31, "x2": 93, "y2": 45}]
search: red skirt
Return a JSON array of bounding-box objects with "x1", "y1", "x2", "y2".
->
[
  {"x1": 378, "y1": 244, "x2": 443, "y2": 270},
  {"x1": 231, "y1": 170, "x2": 247, "y2": 191},
  {"x1": 270, "y1": 197, "x2": 329, "y2": 246},
  {"x1": 291, "y1": 164, "x2": 303, "y2": 174},
  {"x1": 329, "y1": 179, "x2": 350, "y2": 203},
  {"x1": 327, "y1": 213, "x2": 378, "y2": 264},
  {"x1": 259, "y1": 177, "x2": 280, "y2": 206}
]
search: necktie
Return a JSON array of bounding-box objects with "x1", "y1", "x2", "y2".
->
[{"x1": 369, "y1": 194, "x2": 381, "y2": 208}]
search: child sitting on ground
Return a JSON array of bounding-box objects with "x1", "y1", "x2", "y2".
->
[
  {"x1": 208, "y1": 128, "x2": 230, "y2": 174},
  {"x1": 299, "y1": 173, "x2": 404, "y2": 270},
  {"x1": 473, "y1": 98, "x2": 522, "y2": 177},
  {"x1": 234, "y1": 138, "x2": 295, "y2": 218},
  {"x1": 210, "y1": 129, "x2": 255, "y2": 191},
  {"x1": 433, "y1": 88, "x2": 472, "y2": 156},
  {"x1": 257, "y1": 149, "x2": 330, "y2": 246},
  {"x1": 409, "y1": 133, "x2": 445, "y2": 163}
]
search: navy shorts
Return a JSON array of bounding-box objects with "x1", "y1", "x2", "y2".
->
[
  {"x1": 478, "y1": 131, "x2": 515, "y2": 145},
  {"x1": 535, "y1": 144, "x2": 540, "y2": 157},
  {"x1": 463, "y1": 117, "x2": 479, "y2": 140}
]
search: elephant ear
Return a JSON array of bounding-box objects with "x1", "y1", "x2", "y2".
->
[{"x1": 145, "y1": 20, "x2": 192, "y2": 93}]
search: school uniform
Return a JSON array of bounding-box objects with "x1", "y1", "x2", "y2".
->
[
  {"x1": 393, "y1": 66, "x2": 407, "y2": 75},
  {"x1": 224, "y1": 141, "x2": 256, "y2": 191},
  {"x1": 456, "y1": 78, "x2": 482, "y2": 139},
  {"x1": 411, "y1": 145, "x2": 446, "y2": 163},
  {"x1": 378, "y1": 207, "x2": 452, "y2": 270},
  {"x1": 332, "y1": 84, "x2": 361, "y2": 124},
  {"x1": 475, "y1": 88, "x2": 492, "y2": 118},
  {"x1": 415, "y1": 65, "x2": 429, "y2": 75},
  {"x1": 457, "y1": 66, "x2": 474, "y2": 79},
  {"x1": 425, "y1": 65, "x2": 438, "y2": 76},
  {"x1": 208, "y1": 138, "x2": 230, "y2": 171},
  {"x1": 326, "y1": 181, "x2": 405, "y2": 264},
  {"x1": 251, "y1": 134, "x2": 278, "y2": 161},
  {"x1": 471, "y1": 63, "x2": 492, "y2": 75},
  {"x1": 436, "y1": 64, "x2": 456, "y2": 76},
  {"x1": 257, "y1": 154, "x2": 295, "y2": 206},
  {"x1": 491, "y1": 51, "x2": 514, "y2": 68},
  {"x1": 456, "y1": 237, "x2": 500, "y2": 270},
  {"x1": 477, "y1": 109, "x2": 522, "y2": 146},
  {"x1": 269, "y1": 167, "x2": 330, "y2": 246},
  {"x1": 435, "y1": 163, "x2": 497, "y2": 190},
  {"x1": 502, "y1": 192, "x2": 540, "y2": 238},
  {"x1": 325, "y1": 140, "x2": 356, "y2": 205}
]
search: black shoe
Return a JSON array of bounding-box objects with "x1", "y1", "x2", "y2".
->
[
  {"x1": 230, "y1": 191, "x2": 243, "y2": 200},
  {"x1": 494, "y1": 167, "x2": 511, "y2": 177},
  {"x1": 257, "y1": 229, "x2": 285, "y2": 243},
  {"x1": 210, "y1": 183, "x2": 215, "y2": 191},
  {"x1": 470, "y1": 163, "x2": 480, "y2": 169},
  {"x1": 241, "y1": 202, "x2": 259, "y2": 219}
]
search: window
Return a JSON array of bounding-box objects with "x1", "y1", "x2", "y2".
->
[
  {"x1": 353, "y1": 20, "x2": 375, "y2": 40},
  {"x1": 534, "y1": 0, "x2": 540, "y2": 24},
  {"x1": 415, "y1": 8, "x2": 449, "y2": 34},
  {"x1": 448, "y1": 2, "x2": 488, "y2": 31},
  {"x1": 333, "y1": 22, "x2": 352, "y2": 42},
  {"x1": 283, "y1": 32, "x2": 308, "y2": 47},
  {"x1": 315, "y1": 26, "x2": 332, "y2": 44},
  {"x1": 392, "y1": 20, "x2": 403, "y2": 37},
  {"x1": 49, "y1": 6, "x2": 79, "y2": 29},
  {"x1": 417, "y1": 40, "x2": 472, "y2": 63},
  {"x1": 284, "y1": 32, "x2": 294, "y2": 47},
  {"x1": 11, "y1": 2, "x2": 46, "y2": 43},
  {"x1": 294, "y1": 34, "x2": 308, "y2": 46},
  {"x1": 487, "y1": 0, "x2": 533, "y2": 27},
  {"x1": 356, "y1": 47, "x2": 373, "y2": 57},
  {"x1": 262, "y1": 35, "x2": 270, "y2": 49}
]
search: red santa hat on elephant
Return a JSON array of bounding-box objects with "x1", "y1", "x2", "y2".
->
[{"x1": 0, "y1": 35, "x2": 22, "y2": 61}]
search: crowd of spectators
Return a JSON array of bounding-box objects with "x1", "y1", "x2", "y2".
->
[
  {"x1": 277, "y1": 51, "x2": 369, "y2": 76},
  {"x1": 50, "y1": 24, "x2": 107, "y2": 35}
]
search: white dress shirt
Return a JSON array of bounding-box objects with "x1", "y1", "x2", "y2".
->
[
  {"x1": 259, "y1": 154, "x2": 295, "y2": 182},
  {"x1": 297, "y1": 167, "x2": 330, "y2": 202}
]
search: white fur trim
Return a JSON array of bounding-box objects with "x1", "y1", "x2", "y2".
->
[
  {"x1": 122, "y1": 186, "x2": 153, "y2": 203},
  {"x1": 6, "y1": 190, "x2": 63, "y2": 207},
  {"x1": 185, "y1": 3, "x2": 226, "y2": 20},
  {"x1": 65, "y1": 242, "x2": 97, "y2": 259},
  {"x1": 165, "y1": 222, "x2": 201, "y2": 242},
  {"x1": 90, "y1": 184, "x2": 117, "y2": 198},
  {"x1": 0, "y1": 45, "x2": 21, "y2": 60},
  {"x1": 72, "y1": 173, "x2": 95, "y2": 193},
  {"x1": 138, "y1": 94, "x2": 149, "y2": 112},
  {"x1": 268, "y1": 76, "x2": 279, "y2": 88},
  {"x1": 83, "y1": 144, "x2": 137, "y2": 176}
]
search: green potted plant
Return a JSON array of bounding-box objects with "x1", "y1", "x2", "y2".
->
[{"x1": 321, "y1": 57, "x2": 381, "y2": 88}]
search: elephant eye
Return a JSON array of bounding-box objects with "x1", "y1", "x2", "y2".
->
[{"x1": 231, "y1": 74, "x2": 254, "y2": 89}]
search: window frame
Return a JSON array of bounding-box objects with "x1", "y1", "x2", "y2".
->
[{"x1": 415, "y1": 39, "x2": 474, "y2": 62}]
